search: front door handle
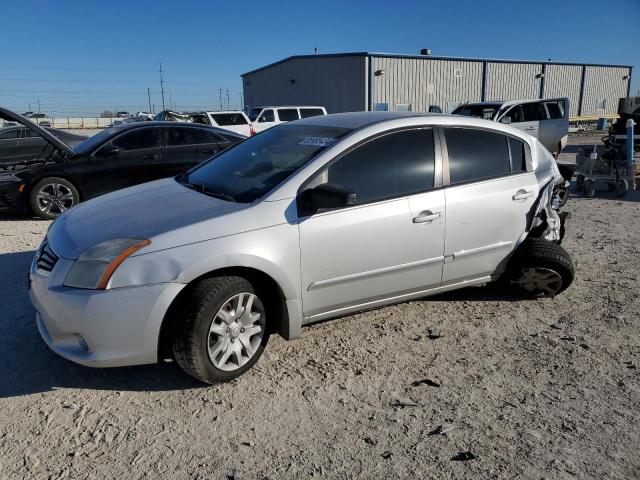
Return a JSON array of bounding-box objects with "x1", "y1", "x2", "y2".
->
[
  {"x1": 512, "y1": 190, "x2": 535, "y2": 201},
  {"x1": 413, "y1": 211, "x2": 441, "y2": 223},
  {"x1": 143, "y1": 153, "x2": 156, "y2": 160},
  {"x1": 524, "y1": 126, "x2": 536, "y2": 131}
]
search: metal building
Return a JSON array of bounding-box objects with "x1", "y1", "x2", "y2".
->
[{"x1": 242, "y1": 52, "x2": 633, "y2": 118}]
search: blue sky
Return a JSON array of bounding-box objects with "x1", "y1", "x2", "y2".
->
[{"x1": 2, "y1": 0, "x2": 638, "y2": 116}]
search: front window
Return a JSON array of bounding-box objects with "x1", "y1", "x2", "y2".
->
[
  {"x1": 248, "y1": 108, "x2": 263, "y2": 122},
  {"x1": 182, "y1": 124, "x2": 350, "y2": 203}
]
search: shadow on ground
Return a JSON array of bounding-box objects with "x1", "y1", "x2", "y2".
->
[{"x1": 0, "y1": 250, "x2": 201, "y2": 399}]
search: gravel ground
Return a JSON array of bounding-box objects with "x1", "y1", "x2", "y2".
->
[{"x1": 1, "y1": 141, "x2": 639, "y2": 479}]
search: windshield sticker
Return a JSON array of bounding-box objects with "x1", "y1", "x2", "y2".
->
[{"x1": 299, "y1": 136, "x2": 336, "y2": 147}]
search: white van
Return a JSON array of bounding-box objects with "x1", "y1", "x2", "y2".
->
[
  {"x1": 201, "y1": 111, "x2": 254, "y2": 137},
  {"x1": 452, "y1": 98, "x2": 569, "y2": 157},
  {"x1": 247, "y1": 106, "x2": 327, "y2": 133}
]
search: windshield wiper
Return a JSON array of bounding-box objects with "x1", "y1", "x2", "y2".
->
[{"x1": 179, "y1": 178, "x2": 235, "y2": 202}]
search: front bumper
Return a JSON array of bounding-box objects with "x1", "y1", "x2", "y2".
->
[
  {"x1": 0, "y1": 180, "x2": 29, "y2": 213},
  {"x1": 28, "y1": 248, "x2": 185, "y2": 367}
]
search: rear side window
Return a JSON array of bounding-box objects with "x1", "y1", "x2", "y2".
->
[
  {"x1": 211, "y1": 113, "x2": 248, "y2": 126},
  {"x1": 0, "y1": 129, "x2": 20, "y2": 140},
  {"x1": 167, "y1": 127, "x2": 224, "y2": 146},
  {"x1": 112, "y1": 128, "x2": 159, "y2": 150},
  {"x1": 300, "y1": 108, "x2": 325, "y2": 118},
  {"x1": 444, "y1": 128, "x2": 511, "y2": 184},
  {"x1": 504, "y1": 105, "x2": 524, "y2": 123},
  {"x1": 543, "y1": 101, "x2": 565, "y2": 119},
  {"x1": 509, "y1": 137, "x2": 527, "y2": 172},
  {"x1": 323, "y1": 129, "x2": 435, "y2": 204},
  {"x1": 277, "y1": 109, "x2": 300, "y2": 122}
]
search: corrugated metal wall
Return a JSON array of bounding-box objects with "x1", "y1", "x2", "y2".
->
[
  {"x1": 370, "y1": 57, "x2": 483, "y2": 113},
  {"x1": 242, "y1": 56, "x2": 366, "y2": 113},
  {"x1": 485, "y1": 62, "x2": 542, "y2": 101},
  {"x1": 243, "y1": 55, "x2": 632, "y2": 118},
  {"x1": 544, "y1": 65, "x2": 582, "y2": 116},
  {"x1": 581, "y1": 66, "x2": 630, "y2": 116}
]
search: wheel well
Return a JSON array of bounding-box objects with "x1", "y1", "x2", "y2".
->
[{"x1": 157, "y1": 267, "x2": 289, "y2": 361}]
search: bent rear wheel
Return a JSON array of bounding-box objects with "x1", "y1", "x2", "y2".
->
[
  {"x1": 29, "y1": 177, "x2": 79, "y2": 220},
  {"x1": 504, "y1": 239, "x2": 574, "y2": 298}
]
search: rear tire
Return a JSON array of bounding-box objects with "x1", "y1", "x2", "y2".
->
[
  {"x1": 503, "y1": 239, "x2": 574, "y2": 298},
  {"x1": 172, "y1": 276, "x2": 270, "y2": 384},
  {"x1": 29, "y1": 177, "x2": 79, "y2": 220}
]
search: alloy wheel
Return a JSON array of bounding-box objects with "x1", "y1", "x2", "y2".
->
[
  {"x1": 36, "y1": 183, "x2": 75, "y2": 215},
  {"x1": 511, "y1": 267, "x2": 563, "y2": 297},
  {"x1": 207, "y1": 292, "x2": 265, "y2": 371}
]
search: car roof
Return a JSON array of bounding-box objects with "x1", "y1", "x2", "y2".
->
[
  {"x1": 252, "y1": 106, "x2": 325, "y2": 109},
  {"x1": 295, "y1": 111, "x2": 440, "y2": 129},
  {"x1": 110, "y1": 120, "x2": 242, "y2": 133}
]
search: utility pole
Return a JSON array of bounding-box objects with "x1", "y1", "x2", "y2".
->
[
  {"x1": 225, "y1": 89, "x2": 230, "y2": 110},
  {"x1": 159, "y1": 62, "x2": 166, "y2": 111},
  {"x1": 238, "y1": 93, "x2": 243, "y2": 111},
  {"x1": 218, "y1": 88, "x2": 223, "y2": 111},
  {"x1": 37, "y1": 98, "x2": 41, "y2": 114},
  {"x1": 314, "y1": 47, "x2": 318, "y2": 55},
  {"x1": 147, "y1": 88, "x2": 152, "y2": 114},
  {"x1": 169, "y1": 93, "x2": 173, "y2": 110}
]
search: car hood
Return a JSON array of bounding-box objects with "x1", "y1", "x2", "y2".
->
[
  {"x1": 0, "y1": 107, "x2": 75, "y2": 157},
  {"x1": 47, "y1": 178, "x2": 249, "y2": 259}
]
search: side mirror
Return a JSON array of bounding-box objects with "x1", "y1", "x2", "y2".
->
[
  {"x1": 100, "y1": 143, "x2": 121, "y2": 157},
  {"x1": 500, "y1": 116, "x2": 512, "y2": 124},
  {"x1": 300, "y1": 183, "x2": 356, "y2": 213}
]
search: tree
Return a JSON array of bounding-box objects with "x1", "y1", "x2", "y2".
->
[{"x1": 100, "y1": 110, "x2": 115, "y2": 118}]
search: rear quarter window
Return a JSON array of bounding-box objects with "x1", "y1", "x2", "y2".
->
[
  {"x1": 211, "y1": 113, "x2": 248, "y2": 126},
  {"x1": 300, "y1": 108, "x2": 325, "y2": 118},
  {"x1": 277, "y1": 109, "x2": 300, "y2": 122}
]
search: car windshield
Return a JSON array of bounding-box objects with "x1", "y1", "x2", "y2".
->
[
  {"x1": 452, "y1": 104, "x2": 502, "y2": 120},
  {"x1": 248, "y1": 108, "x2": 263, "y2": 122},
  {"x1": 182, "y1": 124, "x2": 350, "y2": 203}
]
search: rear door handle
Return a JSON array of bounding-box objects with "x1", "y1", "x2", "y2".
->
[
  {"x1": 413, "y1": 211, "x2": 441, "y2": 223},
  {"x1": 512, "y1": 190, "x2": 535, "y2": 200},
  {"x1": 143, "y1": 153, "x2": 156, "y2": 160},
  {"x1": 524, "y1": 127, "x2": 536, "y2": 131}
]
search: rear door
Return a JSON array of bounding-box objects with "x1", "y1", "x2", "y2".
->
[
  {"x1": 86, "y1": 126, "x2": 162, "y2": 198},
  {"x1": 441, "y1": 127, "x2": 538, "y2": 284},
  {"x1": 159, "y1": 126, "x2": 229, "y2": 177},
  {"x1": 298, "y1": 127, "x2": 445, "y2": 319},
  {"x1": 539, "y1": 99, "x2": 569, "y2": 153}
]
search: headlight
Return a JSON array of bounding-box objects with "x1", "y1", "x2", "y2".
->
[
  {"x1": 64, "y1": 238, "x2": 150, "y2": 289},
  {"x1": 0, "y1": 172, "x2": 20, "y2": 181}
]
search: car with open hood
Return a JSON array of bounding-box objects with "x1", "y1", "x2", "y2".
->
[
  {"x1": 0, "y1": 107, "x2": 245, "y2": 219},
  {"x1": 28, "y1": 111, "x2": 574, "y2": 384},
  {"x1": 0, "y1": 125, "x2": 88, "y2": 165}
]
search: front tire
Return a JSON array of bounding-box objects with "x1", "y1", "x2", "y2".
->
[
  {"x1": 173, "y1": 276, "x2": 270, "y2": 383},
  {"x1": 504, "y1": 239, "x2": 574, "y2": 298},
  {"x1": 29, "y1": 177, "x2": 79, "y2": 220}
]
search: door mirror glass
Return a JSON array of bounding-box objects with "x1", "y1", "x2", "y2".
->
[
  {"x1": 301, "y1": 183, "x2": 356, "y2": 213},
  {"x1": 500, "y1": 116, "x2": 512, "y2": 124}
]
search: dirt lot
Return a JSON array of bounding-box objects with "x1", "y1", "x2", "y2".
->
[{"x1": 1, "y1": 147, "x2": 639, "y2": 479}]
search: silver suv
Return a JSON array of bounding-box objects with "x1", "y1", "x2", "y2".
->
[{"x1": 29, "y1": 112, "x2": 573, "y2": 383}]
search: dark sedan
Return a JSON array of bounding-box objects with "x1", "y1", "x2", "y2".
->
[
  {"x1": 0, "y1": 108, "x2": 245, "y2": 219},
  {"x1": 0, "y1": 126, "x2": 88, "y2": 164}
]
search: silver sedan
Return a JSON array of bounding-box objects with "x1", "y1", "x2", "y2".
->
[{"x1": 29, "y1": 112, "x2": 573, "y2": 383}]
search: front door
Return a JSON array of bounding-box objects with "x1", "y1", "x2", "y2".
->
[
  {"x1": 441, "y1": 127, "x2": 539, "y2": 284},
  {"x1": 86, "y1": 126, "x2": 162, "y2": 198},
  {"x1": 505, "y1": 102, "x2": 541, "y2": 142},
  {"x1": 298, "y1": 128, "x2": 445, "y2": 319}
]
